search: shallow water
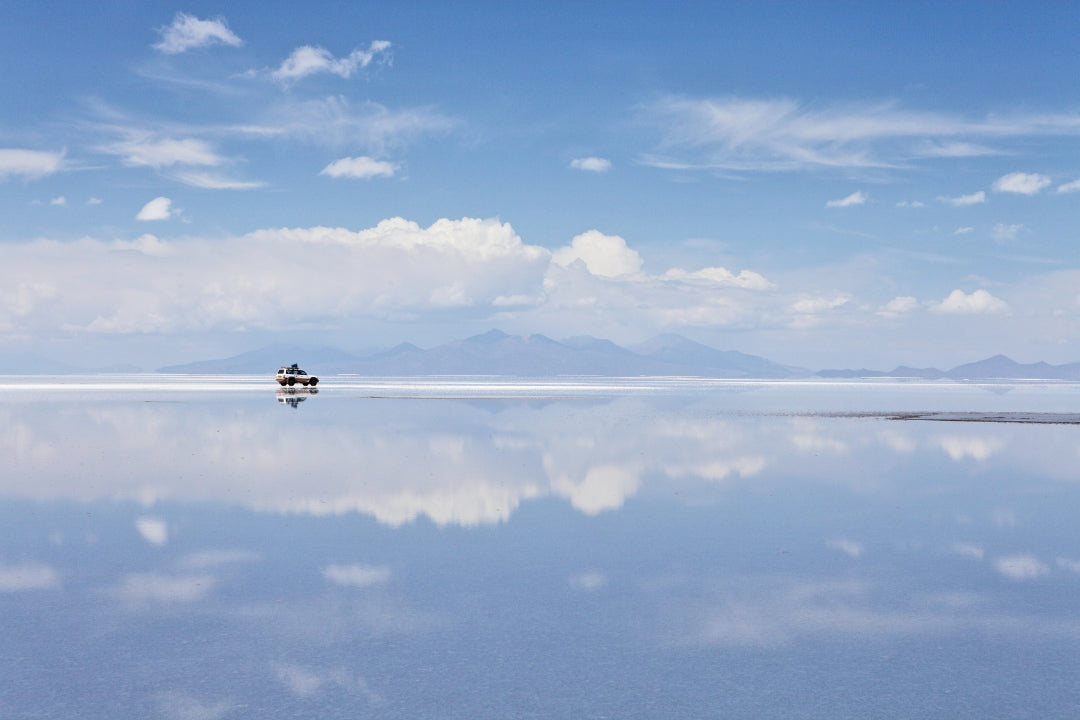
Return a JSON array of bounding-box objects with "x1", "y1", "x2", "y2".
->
[{"x1": 3, "y1": 377, "x2": 1080, "y2": 718}]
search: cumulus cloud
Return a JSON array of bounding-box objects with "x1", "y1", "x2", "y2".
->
[
  {"x1": 661, "y1": 266, "x2": 772, "y2": 290},
  {"x1": 272, "y1": 41, "x2": 391, "y2": 83},
  {"x1": 825, "y1": 190, "x2": 866, "y2": 208},
  {"x1": 933, "y1": 289, "x2": 1008, "y2": 314},
  {"x1": 0, "y1": 148, "x2": 65, "y2": 180},
  {"x1": 136, "y1": 196, "x2": 177, "y2": 221},
  {"x1": 877, "y1": 295, "x2": 918, "y2": 317},
  {"x1": 323, "y1": 564, "x2": 390, "y2": 587},
  {"x1": 992, "y1": 172, "x2": 1051, "y2": 195},
  {"x1": 320, "y1": 156, "x2": 396, "y2": 179},
  {"x1": 994, "y1": 555, "x2": 1049, "y2": 580},
  {"x1": 552, "y1": 230, "x2": 643, "y2": 277},
  {"x1": 552, "y1": 464, "x2": 641, "y2": 514},
  {"x1": 153, "y1": 12, "x2": 242, "y2": 54},
  {"x1": 0, "y1": 562, "x2": 60, "y2": 592},
  {"x1": 570, "y1": 156, "x2": 611, "y2": 173},
  {"x1": 939, "y1": 191, "x2": 986, "y2": 207},
  {"x1": 1057, "y1": 178, "x2": 1080, "y2": 193}
]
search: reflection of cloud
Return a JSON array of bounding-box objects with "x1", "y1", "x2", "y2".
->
[
  {"x1": 323, "y1": 564, "x2": 390, "y2": 588},
  {"x1": 665, "y1": 456, "x2": 766, "y2": 482},
  {"x1": 0, "y1": 561, "x2": 60, "y2": 592},
  {"x1": 949, "y1": 542, "x2": 985, "y2": 560},
  {"x1": 792, "y1": 433, "x2": 848, "y2": 455},
  {"x1": 274, "y1": 662, "x2": 383, "y2": 704},
  {"x1": 113, "y1": 573, "x2": 214, "y2": 603},
  {"x1": 994, "y1": 555, "x2": 1049, "y2": 580},
  {"x1": 551, "y1": 464, "x2": 640, "y2": 514},
  {"x1": 1057, "y1": 558, "x2": 1080, "y2": 575},
  {"x1": 136, "y1": 516, "x2": 169, "y2": 546},
  {"x1": 178, "y1": 549, "x2": 259, "y2": 570},
  {"x1": 155, "y1": 691, "x2": 232, "y2": 720},
  {"x1": 569, "y1": 572, "x2": 608, "y2": 591},
  {"x1": 827, "y1": 539, "x2": 863, "y2": 558},
  {"x1": 938, "y1": 435, "x2": 1002, "y2": 461}
]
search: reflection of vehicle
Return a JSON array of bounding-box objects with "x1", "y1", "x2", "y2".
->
[
  {"x1": 276, "y1": 364, "x2": 318, "y2": 386},
  {"x1": 276, "y1": 387, "x2": 318, "y2": 407}
]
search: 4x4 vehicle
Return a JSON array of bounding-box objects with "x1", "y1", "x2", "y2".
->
[{"x1": 276, "y1": 364, "x2": 318, "y2": 386}]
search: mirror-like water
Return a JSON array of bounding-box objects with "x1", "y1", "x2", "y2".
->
[{"x1": 3, "y1": 377, "x2": 1080, "y2": 718}]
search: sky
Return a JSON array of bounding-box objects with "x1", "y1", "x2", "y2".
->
[{"x1": 4, "y1": 1, "x2": 1080, "y2": 369}]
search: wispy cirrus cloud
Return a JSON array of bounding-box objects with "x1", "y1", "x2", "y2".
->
[
  {"x1": 0, "y1": 148, "x2": 65, "y2": 180},
  {"x1": 153, "y1": 13, "x2": 242, "y2": 54},
  {"x1": 271, "y1": 41, "x2": 391, "y2": 83},
  {"x1": 826, "y1": 190, "x2": 866, "y2": 208},
  {"x1": 99, "y1": 136, "x2": 224, "y2": 168},
  {"x1": 172, "y1": 171, "x2": 265, "y2": 190},
  {"x1": 640, "y1": 96, "x2": 1080, "y2": 172},
  {"x1": 939, "y1": 191, "x2": 986, "y2": 207}
]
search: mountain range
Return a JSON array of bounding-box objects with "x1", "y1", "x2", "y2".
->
[{"x1": 151, "y1": 331, "x2": 1080, "y2": 380}]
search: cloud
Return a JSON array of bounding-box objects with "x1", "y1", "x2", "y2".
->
[
  {"x1": 1057, "y1": 178, "x2": 1080, "y2": 193},
  {"x1": 323, "y1": 564, "x2": 390, "y2": 587},
  {"x1": 827, "y1": 539, "x2": 863, "y2": 558},
  {"x1": 937, "y1": 435, "x2": 1002, "y2": 461},
  {"x1": 320, "y1": 156, "x2": 397, "y2": 179},
  {"x1": 877, "y1": 295, "x2": 918, "y2": 317},
  {"x1": 101, "y1": 137, "x2": 224, "y2": 168},
  {"x1": 825, "y1": 191, "x2": 866, "y2": 208},
  {"x1": 0, "y1": 562, "x2": 60, "y2": 592},
  {"x1": 50, "y1": 196, "x2": 66, "y2": 206},
  {"x1": 136, "y1": 196, "x2": 177, "y2": 221},
  {"x1": 0, "y1": 148, "x2": 65, "y2": 180},
  {"x1": 570, "y1": 156, "x2": 612, "y2": 173},
  {"x1": 994, "y1": 555, "x2": 1049, "y2": 580},
  {"x1": 172, "y1": 171, "x2": 264, "y2": 190},
  {"x1": 552, "y1": 464, "x2": 640, "y2": 514},
  {"x1": 896, "y1": 200, "x2": 924, "y2": 208},
  {"x1": 135, "y1": 516, "x2": 169, "y2": 546},
  {"x1": 939, "y1": 191, "x2": 986, "y2": 207},
  {"x1": 87, "y1": 197, "x2": 103, "y2": 205},
  {"x1": 113, "y1": 573, "x2": 215, "y2": 603},
  {"x1": 569, "y1": 572, "x2": 608, "y2": 591},
  {"x1": 991, "y1": 222, "x2": 1025, "y2": 242},
  {"x1": 953, "y1": 226, "x2": 974, "y2": 235},
  {"x1": 933, "y1": 289, "x2": 1008, "y2": 314},
  {"x1": 640, "y1": 96, "x2": 1080, "y2": 171},
  {"x1": 661, "y1": 266, "x2": 772, "y2": 290},
  {"x1": 271, "y1": 41, "x2": 391, "y2": 83},
  {"x1": 552, "y1": 230, "x2": 643, "y2": 278},
  {"x1": 950, "y1": 543, "x2": 985, "y2": 560},
  {"x1": 992, "y1": 172, "x2": 1051, "y2": 195},
  {"x1": 153, "y1": 13, "x2": 242, "y2": 54}
]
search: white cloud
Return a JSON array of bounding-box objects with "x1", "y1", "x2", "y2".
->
[
  {"x1": 949, "y1": 543, "x2": 985, "y2": 560},
  {"x1": 878, "y1": 295, "x2": 918, "y2": 317},
  {"x1": 271, "y1": 41, "x2": 391, "y2": 83},
  {"x1": 938, "y1": 435, "x2": 1002, "y2": 461},
  {"x1": 135, "y1": 516, "x2": 168, "y2": 546},
  {"x1": 0, "y1": 148, "x2": 65, "y2": 180},
  {"x1": 154, "y1": 12, "x2": 242, "y2": 54},
  {"x1": 0, "y1": 562, "x2": 60, "y2": 592},
  {"x1": 825, "y1": 190, "x2": 866, "y2": 208},
  {"x1": 552, "y1": 230, "x2": 643, "y2": 277},
  {"x1": 953, "y1": 226, "x2": 974, "y2": 235},
  {"x1": 323, "y1": 564, "x2": 390, "y2": 587},
  {"x1": 994, "y1": 555, "x2": 1049, "y2": 580},
  {"x1": 87, "y1": 197, "x2": 103, "y2": 205},
  {"x1": 991, "y1": 222, "x2": 1025, "y2": 242},
  {"x1": 641, "y1": 96, "x2": 1080, "y2": 171},
  {"x1": 50, "y1": 196, "x2": 66, "y2": 206},
  {"x1": 1056, "y1": 178, "x2": 1080, "y2": 193},
  {"x1": 552, "y1": 464, "x2": 640, "y2": 514},
  {"x1": 171, "y1": 171, "x2": 264, "y2": 190},
  {"x1": 896, "y1": 200, "x2": 925, "y2": 208},
  {"x1": 1056, "y1": 557, "x2": 1080, "y2": 575},
  {"x1": 570, "y1": 156, "x2": 612, "y2": 173},
  {"x1": 790, "y1": 295, "x2": 849, "y2": 314},
  {"x1": 992, "y1": 172, "x2": 1051, "y2": 195},
  {"x1": 320, "y1": 156, "x2": 397, "y2": 179},
  {"x1": 939, "y1": 191, "x2": 986, "y2": 207},
  {"x1": 933, "y1": 289, "x2": 1008, "y2": 314},
  {"x1": 102, "y1": 137, "x2": 223, "y2": 168},
  {"x1": 661, "y1": 266, "x2": 772, "y2": 290},
  {"x1": 136, "y1": 196, "x2": 176, "y2": 221}
]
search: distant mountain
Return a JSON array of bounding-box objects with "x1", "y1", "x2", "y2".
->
[
  {"x1": 154, "y1": 331, "x2": 808, "y2": 377},
  {"x1": 817, "y1": 354, "x2": 1080, "y2": 380}
]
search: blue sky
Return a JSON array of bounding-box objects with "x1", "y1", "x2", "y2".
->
[{"x1": 4, "y1": 2, "x2": 1080, "y2": 369}]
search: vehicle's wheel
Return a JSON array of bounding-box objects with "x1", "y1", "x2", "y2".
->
[
  {"x1": 287, "y1": 377, "x2": 295, "y2": 386},
  {"x1": 278, "y1": 380, "x2": 286, "y2": 386},
  {"x1": 309, "y1": 377, "x2": 318, "y2": 386}
]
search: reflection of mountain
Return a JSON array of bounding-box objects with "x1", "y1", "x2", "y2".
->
[
  {"x1": 157, "y1": 330, "x2": 807, "y2": 378},
  {"x1": 818, "y1": 354, "x2": 1080, "y2": 380}
]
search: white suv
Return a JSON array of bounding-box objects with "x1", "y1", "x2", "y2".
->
[{"x1": 276, "y1": 364, "x2": 319, "y2": 386}]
